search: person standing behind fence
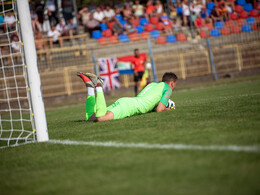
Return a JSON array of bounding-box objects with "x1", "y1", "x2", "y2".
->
[{"x1": 132, "y1": 49, "x2": 146, "y2": 96}]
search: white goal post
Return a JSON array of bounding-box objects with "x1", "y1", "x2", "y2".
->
[{"x1": 16, "y1": 0, "x2": 49, "y2": 142}]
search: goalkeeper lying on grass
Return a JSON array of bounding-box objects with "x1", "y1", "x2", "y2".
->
[{"x1": 77, "y1": 72, "x2": 178, "y2": 121}]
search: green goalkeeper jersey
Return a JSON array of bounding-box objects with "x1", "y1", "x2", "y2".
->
[{"x1": 107, "y1": 82, "x2": 172, "y2": 120}]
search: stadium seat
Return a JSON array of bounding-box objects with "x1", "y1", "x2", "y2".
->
[
  {"x1": 205, "y1": 22, "x2": 213, "y2": 30},
  {"x1": 177, "y1": 33, "x2": 187, "y2": 41},
  {"x1": 250, "y1": 9, "x2": 259, "y2": 17},
  {"x1": 135, "y1": 25, "x2": 144, "y2": 33},
  {"x1": 252, "y1": 23, "x2": 258, "y2": 31},
  {"x1": 235, "y1": 5, "x2": 243, "y2": 13},
  {"x1": 145, "y1": 24, "x2": 154, "y2": 32},
  {"x1": 207, "y1": 9, "x2": 211, "y2": 17},
  {"x1": 240, "y1": 11, "x2": 248, "y2": 19},
  {"x1": 230, "y1": 13, "x2": 239, "y2": 20},
  {"x1": 244, "y1": 3, "x2": 253, "y2": 12},
  {"x1": 108, "y1": 22, "x2": 115, "y2": 30},
  {"x1": 99, "y1": 23, "x2": 108, "y2": 31},
  {"x1": 210, "y1": 29, "x2": 221, "y2": 37},
  {"x1": 119, "y1": 20, "x2": 126, "y2": 27},
  {"x1": 221, "y1": 27, "x2": 231, "y2": 35},
  {"x1": 103, "y1": 29, "x2": 112, "y2": 37},
  {"x1": 129, "y1": 33, "x2": 140, "y2": 41},
  {"x1": 206, "y1": 2, "x2": 215, "y2": 10},
  {"x1": 150, "y1": 17, "x2": 159, "y2": 25},
  {"x1": 150, "y1": 30, "x2": 160, "y2": 38},
  {"x1": 92, "y1": 30, "x2": 102, "y2": 39},
  {"x1": 131, "y1": 19, "x2": 139, "y2": 27},
  {"x1": 118, "y1": 34, "x2": 130, "y2": 43},
  {"x1": 225, "y1": 20, "x2": 235, "y2": 27},
  {"x1": 242, "y1": 24, "x2": 252, "y2": 32},
  {"x1": 109, "y1": 36, "x2": 119, "y2": 44},
  {"x1": 246, "y1": 17, "x2": 256, "y2": 25},
  {"x1": 156, "y1": 23, "x2": 164, "y2": 31},
  {"x1": 166, "y1": 35, "x2": 177, "y2": 43},
  {"x1": 115, "y1": 14, "x2": 123, "y2": 22},
  {"x1": 257, "y1": 16, "x2": 260, "y2": 23},
  {"x1": 236, "y1": 18, "x2": 245, "y2": 26},
  {"x1": 156, "y1": 36, "x2": 167, "y2": 44},
  {"x1": 140, "y1": 32, "x2": 149, "y2": 39},
  {"x1": 237, "y1": 0, "x2": 246, "y2": 6},
  {"x1": 232, "y1": 26, "x2": 242, "y2": 33},
  {"x1": 215, "y1": 21, "x2": 224, "y2": 29},
  {"x1": 200, "y1": 30, "x2": 209, "y2": 38},
  {"x1": 139, "y1": 18, "x2": 149, "y2": 26},
  {"x1": 98, "y1": 37, "x2": 108, "y2": 45}
]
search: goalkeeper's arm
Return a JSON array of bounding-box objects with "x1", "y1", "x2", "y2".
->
[{"x1": 156, "y1": 102, "x2": 171, "y2": 112}]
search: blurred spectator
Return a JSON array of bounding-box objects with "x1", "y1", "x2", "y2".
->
[
  {"x1": 67, "y1": 19, "x2": 77, "y2": 37},
  {"x1": 124, "y1": 18, "x2": 137, "y2": 34},
  {"x1": 211, "y1": 6, "x2": 222, "y2": 23},
  {"x1": 218, "y1": 3, "x2": 229, "y2": 21},
  {"x1": 62, "y1": 0, "x2": 74, "y2": 23},
  {"x1": 192, "y1": 0, "x2": 203, "y2": 15},
  {"x1": 155, "y1": 0, "x2": 164, "y2": 17},
  {"x1": 86, "y1": 13, "x2": 101, "y2": 37},
  {"x1": 191, "y1": 11, "x2": 197, "y2": 24},
  {"x1": 133, "y1": 0, "x2": 144, "y2": 19},
  {"x1": 112, "y1": 18, "x2": 124, "y2": 36},
  {"x1": 93, "y1": 7, "x2": 105, "y2": 23},
  {"x1": 78, "y1": 7, "x2": 90, "y2": 26},
  {"x1": 200, "y1": 7, "x2": 209, "y2": 19},
  {"x1": 194, "y1": 14, "x2": 204, "y2": 28},
  {"x1": 48, "y1": 26, "x2": 63, "y2": 48},
  {"x1": 56, "y1": 20, "x2": 67, "y2": 36},
  {"x1": 169, "y1": 3, "x2": 177, "y2": 19},
  {"x1": 88, "y1": 0, "x2": 97, "y2": 12},
  {"x1": 34, "y1": 30, "x2": 47, "y2": 60},
  {"x1": 146, "y1": 0, "x2": 155, "y2": 18},
  {"x1": 115, "y1": 0, "x2": 124, "y2": 9},
  {"x1": 30, "y1": 9, "x2": 42, "y2": 32},
  {"x1": 4, "y1": 12, "x2": 16, "y2": 31},
  {"x1": 35, "y1": 0, "x2": 45, "y2": 25},
  {"x1": 172, "y1": 18, "x2": 182, "y2": 33},
  {"x1": 123, "y1": 5, "x2": 133, "y2": 20},
  {"x1": 0, "y1": 15, "x2": 5, "y2": 32},
  {"x1": 11, "y1": 35, "x2": 21, "y2": 53},
  {"x1": 46, "y1": 0, "x2": 58, "y2": 27},
  {"x1": 104, "y1": 6, "x2": 115, "y2": 21},
  {"x1": 182, "y1": 0, "x2": 190, "y2": 26}
]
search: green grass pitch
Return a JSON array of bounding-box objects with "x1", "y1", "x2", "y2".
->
[{"x1": 1, "y1": 77, "x2": 260, "y2": 194}]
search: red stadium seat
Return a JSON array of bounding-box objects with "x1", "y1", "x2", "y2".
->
[
  {"x1": 145, "y1": 24, "x2": 154, "y2": 31},
  {"x1": 103, "y1": 29, "x2": 112, "y2": 37},
  {"x1": 108, "y1": 22, "x2": 115, "y2": 30},
  {"x1": 129, "y1": 33, "x2": 140, "y2": 41},
  {"x1": 140, "y1": 32, "x2": 150, "y2": 39},
  {"x1": 230, "y1": 13, "x2": 239, "y2": 20},
  {"x1": 235, "y1": 5, "x2": 243, "y2": 13},
  {"x1": 98, "y1": 37, "x2": 108, "y2": 45},
  {"x1": 256, "y1": 16, "x2": 260, "y2": 22},
  {"x1": 205, "y1": 22, "x2": 213, "y2": 30},
  {"x1": 236, "y1": 18, "x2": 245, "y2": 26},
  {"x1": 200, "y1": 30, "x2": 209, "y2": 38},
  {"x1": 177, "y1": 33, "x2": 187, "y2": 41},
  {"x1": 225, "y1": 20, "x2": 235, "y2": 27},
  {"x1": 221, "y1": 27, "x2": 231, "y2": 35},
  {"x1": 240, "y1": 11, "x2": 248, "y2": 19},
  {"x1": 156, "y1": 23, "x2": 164, "y2": 30},
  {"x1": 232, "y1": 26, "x2": 242, "y2": 33},
  {"x1": 131, "y1": 19, "x2": 139, "y2": 27},
  {"x1": 156, "y1": 36, "x2": 167, "y2": 44},
  {"x1": 250, "y1": 9, "x2": 259, "y2": 17},
  {"x1": 109, "y1": 36, "x2": 119, "y2": 44},
  {"x1": 150, "y1": 17, "x2": 159, "y2": 25},
  {"x1": 252, "y1": 23, "x2": 259, "y2": 31}
]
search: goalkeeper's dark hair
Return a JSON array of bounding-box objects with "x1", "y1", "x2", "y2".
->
[{"x1": 162, "y1": 72, "x2": 178, "y2": 83}]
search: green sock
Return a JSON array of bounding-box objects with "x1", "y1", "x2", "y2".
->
[
  {"x1": 96, "y1": 87, "x2": 107, "y2": 117},
  {"x1": 85, "y1": 87, "x2": 96, "y2": 120}
]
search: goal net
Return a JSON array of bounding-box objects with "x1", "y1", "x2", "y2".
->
[{"x1": 0, "y1": 0, "x2": 48, "y2": 148}]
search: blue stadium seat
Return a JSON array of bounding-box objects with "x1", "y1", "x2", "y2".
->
[
  {"x1": 139, "y1": 18, "x2": 149, "y2": 26},
  {"x1": 119, "y1": 20, "x2": 126, "y2": 27},
  {"x1": 135, "y1": 25, "x2": 144, "y2": 33},
  {"x1": 115, "y1": 14, "x2": 123, "y2": 22},
  {"x1": 246, "y1": 17, "x2": 256, "y2": 25},
  {"x1": 242, "y1": 24, "x2": 252, "y2": 32},
  {"x1": 150, "y1": 30, "x2": 160, "y2": 38},
  {"x1": 118, "y1": 34, "x2": 130, "y2": 43},
  {"x1": 210, "y1": 29, "x2": 221, "y2": 37},
  {"x1": 237, "y1": 0, "x2": 246, "y2": 6},
  {"x1": 215, "y1": 21, "x2": 224, "y2": 29},
  {"x1": 92, "y1": 30, "x2": 102, "y2": 39},
  {"x1": 206, "y1": 2, "x2": 215, "y2": 10},
  {"x1": 244, "y1": 3, "x2": 253, "y2": 12},
  {"x1": 99, "y1": 23, "x2": 108, "y2": 31},
  {"x1": 166, "y1": 35, "x2": 177, "y2": 43}
]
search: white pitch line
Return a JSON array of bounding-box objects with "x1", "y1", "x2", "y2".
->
[{"x1": 48, "y1": 139, "x2": 260, "y2": 153}]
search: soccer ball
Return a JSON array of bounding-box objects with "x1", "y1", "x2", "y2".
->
[{"x1": 167, "y1": 99, "x2": 175, "y2": 109}]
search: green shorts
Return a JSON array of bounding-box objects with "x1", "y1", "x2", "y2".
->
[{"x1": 107, "y1": 97, "x2": 139, "y2": 120}]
